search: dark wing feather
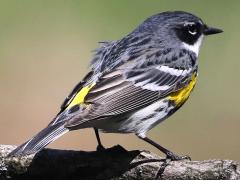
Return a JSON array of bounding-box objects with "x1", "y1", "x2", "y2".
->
[
  {"x1": 65, "y1": 65, "x2": 193, "y2": 127},
  {"x1": 89, "y1": 82, "x2": 159, "y2": 116}
]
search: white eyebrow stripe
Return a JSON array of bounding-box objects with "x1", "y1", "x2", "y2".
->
[{"x1": 184, "y1": 21, "x2": 196, "y2": 26}]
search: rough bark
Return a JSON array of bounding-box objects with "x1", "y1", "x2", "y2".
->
[{"x1": 0, "y1": 144, "x2": 239, "y2": 180}]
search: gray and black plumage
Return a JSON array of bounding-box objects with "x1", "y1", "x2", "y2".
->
[{"x1": 8, "y1": 11, "x2": 222, "y2": 160}]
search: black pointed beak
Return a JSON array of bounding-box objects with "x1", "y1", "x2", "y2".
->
[{"x1": 203, "y1": 25, "x2": 223, "y2": 35}]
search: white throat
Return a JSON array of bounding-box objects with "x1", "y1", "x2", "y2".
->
[{"x1": 182, "y1": 35, "x2": 204, "y2": 57}]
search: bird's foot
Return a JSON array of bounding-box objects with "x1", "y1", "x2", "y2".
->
[
  {"x1": 96, "y1": 144, "x2": 106, "y2": 151},
  {"x1": 166, "y1": 151, "x2": 191, "y2": 161},
  {"x1": 154, "y1": 153, "x2": 190, "y2": 179}
]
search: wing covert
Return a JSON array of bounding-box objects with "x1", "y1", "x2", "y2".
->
[{"x1": 65, "y1": 64, "x2": 194, "y2": 127}]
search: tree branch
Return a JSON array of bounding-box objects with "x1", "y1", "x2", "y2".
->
[{"x1": 0, "y1": 144, "x2": 239, "y2": 180}]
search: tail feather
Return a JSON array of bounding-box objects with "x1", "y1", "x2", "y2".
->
[{"x1": 8, "y1": 123, "x2": 69, "y2": 156}]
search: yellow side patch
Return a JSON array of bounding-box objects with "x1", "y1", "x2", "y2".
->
[
  {"x1": 168, "y1": 74, "x2": 197, "y2": 106},
  {"x1": 67, "y1": 83, "x2": 96, "y2": 109}
]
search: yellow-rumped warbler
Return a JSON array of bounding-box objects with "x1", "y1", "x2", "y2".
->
[{"x1": 9, "y1": 11, "x2": 222, "y2": 160}]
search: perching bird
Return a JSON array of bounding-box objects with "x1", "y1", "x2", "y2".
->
[{"x1": 9, "y1": 11, "x2": 222, "y2": 160}]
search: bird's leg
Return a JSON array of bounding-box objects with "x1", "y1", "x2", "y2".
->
[
  {"x1": 94, "y1": 128, "x2": 105, "y2": 151},
  {"x1": 138, "y1": 135, "x2": 191, "y2": 161}
]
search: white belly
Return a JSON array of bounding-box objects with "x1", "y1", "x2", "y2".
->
[{"x1": 96, "y1": 98, "x2": 174, "y2": 137}]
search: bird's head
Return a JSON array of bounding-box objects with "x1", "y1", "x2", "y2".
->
[{"x1": 134, "y1": 11, "x2": 223, "y2": 56}]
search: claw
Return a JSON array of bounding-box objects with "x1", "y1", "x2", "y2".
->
[{"x1": 166, "y1": 152, "x2": 191, "y2": 161}]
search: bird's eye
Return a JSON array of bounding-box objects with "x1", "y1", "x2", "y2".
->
[
  {"x1": 187, "y1": 24, "x2": 197, "y2": 35},
  {"x1": 175, "y1": 22, "x2": 202, "y2": 45}
]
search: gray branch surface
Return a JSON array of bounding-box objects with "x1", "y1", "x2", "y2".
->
[{"x1": 0, "y1": 145, "x2": 239, "y2": 180}]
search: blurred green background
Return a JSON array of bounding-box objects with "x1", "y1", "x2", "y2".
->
[{"x1": 0, "y1": 1, "x2": 239, "y2": 160}]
